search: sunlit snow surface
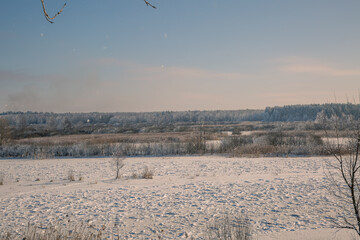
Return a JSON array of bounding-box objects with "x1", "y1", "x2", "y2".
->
[{"x1": 0, "y1": 156, "x2": 355, "y2": 239}]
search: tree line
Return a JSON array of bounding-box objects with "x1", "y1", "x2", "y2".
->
[{"x1": 1, "y1": 104, "x2": 359, "y2": 129}]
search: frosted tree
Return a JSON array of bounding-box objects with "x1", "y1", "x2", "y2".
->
[{"x1": 112, "y1": 152, "x2": 125, "y2": 179}]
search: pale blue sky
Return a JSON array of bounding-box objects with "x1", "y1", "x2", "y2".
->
[{"x1": 1, "y1": 0, "x2": 360, "y2": 112}]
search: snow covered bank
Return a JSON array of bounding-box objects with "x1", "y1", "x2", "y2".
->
[{"x1": 0, "y1": 156, "x2": 354, "y2": 239}]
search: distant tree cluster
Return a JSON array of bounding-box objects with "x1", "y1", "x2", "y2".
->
[
  {"x1": 264, "y1": 104, "x2": 360, "y2": 122},
  {"x1": 0, "y1": 118, "x2": 11, "y2": 145},
  {"x1": 0, "y1": 109, "x2": 263, "y2": 132}
]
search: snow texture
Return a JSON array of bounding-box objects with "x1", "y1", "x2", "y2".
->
[{"x1": 0, "y1": 156, "x2": 356, "y2": 239}]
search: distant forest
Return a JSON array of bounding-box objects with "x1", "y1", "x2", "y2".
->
[
  {"x1": 0, "y1": 103, "x2": 359, "y2": 138},
  {"x1": 1, "y1": 104, "x2": 359, "y2": 127}
]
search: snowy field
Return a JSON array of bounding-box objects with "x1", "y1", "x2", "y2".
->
[{"x1": 0, "y1": 156, "x2": 356, "y2": 239}]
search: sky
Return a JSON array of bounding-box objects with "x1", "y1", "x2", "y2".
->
[{"x1": 0, "y1": 0, "x2": 360, "y2": 113}]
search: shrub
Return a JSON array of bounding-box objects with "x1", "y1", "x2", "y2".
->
[
  {"x1": 131, "y1": 166, "x2": 154, "y2": 179},
  {"x1": 141, "y1": 166, "x2": 154, "y2": 179},
  {"x1": 205, "y1": 213, "x2": 251, "y2": 240},
  {"x1": 231, "y1": 144, "x2": 277, "y2": 157},
  {"x1": 0, "y1": 171, "x2": 4, "y2": 185},
  {"x1": 131, "y1": 172, "x2": 138, "y2": 179},
  {"x1": 68, "y1": 169, "x2": 75, "y2": 181},
  {"x1": 33, "y1": 148, "x2": 53, "y2": 160},
  {"x1": 1, "y1": 221, "x2": 108, "y2": 240},
  {"x1": 219, "y1": 136, "x2": 252, "y2": 153}
]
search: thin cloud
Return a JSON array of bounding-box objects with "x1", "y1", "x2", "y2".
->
[
  {"x1": 98, "y1": 58, "x2": 251, "y2": 82},
  {"x1": 145, "y1": 66, "x2": 248, "y2": 81},
  {"x1": 0, "y1": 70, "x2": 64, "y2": 83},
  {"x1": 281, "y1": 64, "x2": 360, "y2": 76},
  {"x1": 0, "y1": 70, "x2": 39, "y2": 83},
  {"x1": 97, "y1": 58, "x2": 145, "y2": 70},
  {"x1": 275, "y1": 56, "x2": 360, "y2": 77}
]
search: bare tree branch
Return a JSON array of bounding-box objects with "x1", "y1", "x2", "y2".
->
[
  {"x1": 40, "y1": 0, "x2": 67, "y2": 24},
  {"x1": 144, "y1": 0, "x2": 157, "y2": 9},
  {"x1": 323, "y1": 103, "x2": 360, "y2": 236},
  {"x1": 41, "y1": 0, "x2": 156, "y2": 23}
]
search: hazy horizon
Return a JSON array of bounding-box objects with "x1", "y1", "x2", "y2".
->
[
  {"x1": 2, "y1": 102, "x2": 360, "y2": 115},
  {"x1": 1, "y1": 1, "x2": 359, "y2": 113}
]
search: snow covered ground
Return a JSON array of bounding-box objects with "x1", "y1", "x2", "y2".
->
[{"x1": 0, "y1": 156, "x2": 356, "y2": 239}]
